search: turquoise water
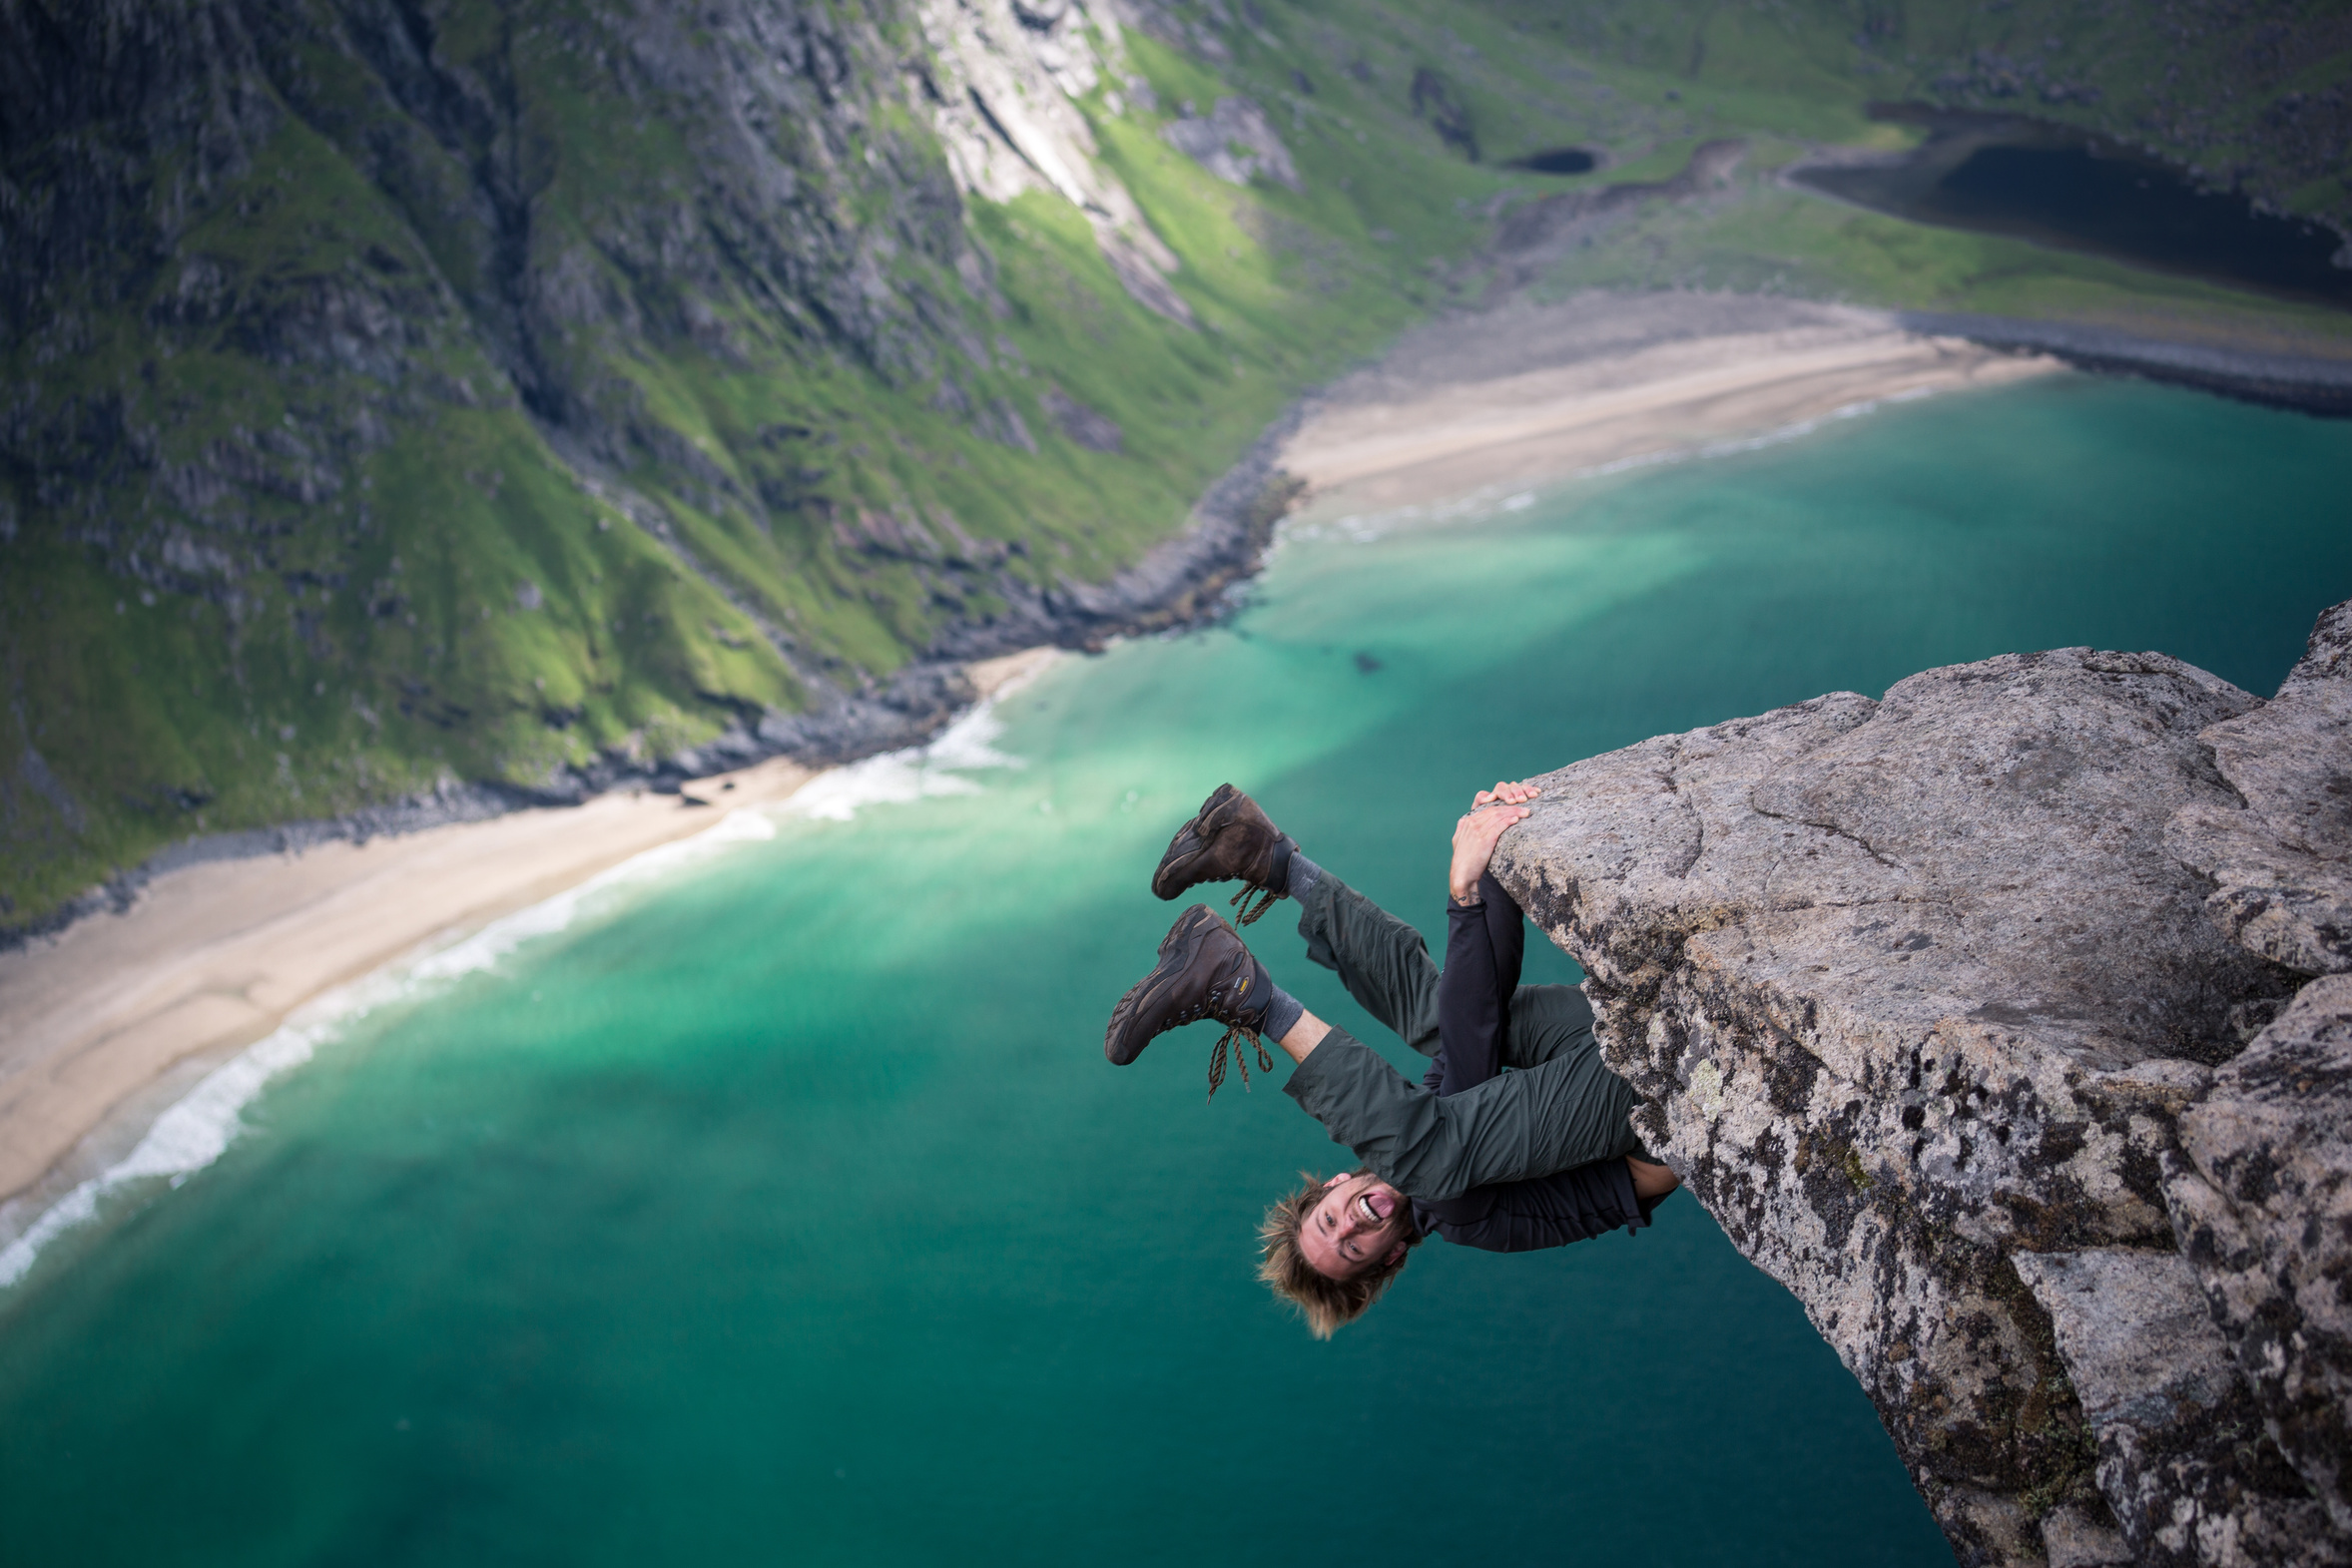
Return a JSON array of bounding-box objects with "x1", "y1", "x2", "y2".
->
[{"x1": 4, "y1": 375, "x2": 2349, "y2": 1566}]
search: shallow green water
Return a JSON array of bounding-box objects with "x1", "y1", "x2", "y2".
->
[{"x1": 4, "y1": 376, "x2": 2349, "y2": 1566}]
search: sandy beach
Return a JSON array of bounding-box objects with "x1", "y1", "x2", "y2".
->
[
  {"x1": 0, "y1": 295, "x2": 2058, "y2": 1236},
  {"x1": 0, "y1": 647, "x2": 1059, "y2": 1239},
  {"x1": 1281, "y1": 293, "x2": 2062, "y2": 515}
]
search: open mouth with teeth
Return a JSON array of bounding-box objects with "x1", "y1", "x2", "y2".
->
[{"x1": 1357, "y1": 1187, "x2": 1396, "y2": 1226}]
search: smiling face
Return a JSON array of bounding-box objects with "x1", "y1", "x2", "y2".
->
[{"x1": 1299, "y1": 1172, "x2": 1413, "y2": 1280}]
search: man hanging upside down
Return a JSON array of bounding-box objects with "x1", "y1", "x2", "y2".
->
[{"x1": 1103, "y1": 782, "x2": 1679, "y2": 1336}]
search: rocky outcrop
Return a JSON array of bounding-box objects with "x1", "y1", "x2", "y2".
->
[
  {"x1": 1487, "y1": 139, "x2": 1745, "y2": 291},
  {"x1": 1894, "y1": 315, "x2": 2352, "y2": 420},
  {"x1": 2168, "y1": 604, "x2": 2352, "y2": 979},
  {"x1": 2162, "y1": 604, "x2": 2352, "y2": 1544},
  {"x1": 916, "y1": 0, "x2": 1196, "y2": 322},
  {"x1": 1161, "y1": 96, "x2": 1300, "y2": 192},
  {"x1": 1493, "y1": 603, "x2": 2352, "y2": 1568}
]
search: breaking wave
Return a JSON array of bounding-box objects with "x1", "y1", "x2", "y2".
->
[{"x1": 0, "y1": 692, "x2": 1032, "y2": 1292}]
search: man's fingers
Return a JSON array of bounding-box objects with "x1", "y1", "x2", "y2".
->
[{"x1": 1474, "y1": 781, "x2": 1542, "y2": 807}]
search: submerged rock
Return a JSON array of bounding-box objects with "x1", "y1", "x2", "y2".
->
[{"x1": 1493, "y1": 604, "x2": 2352, "y2": 1568}]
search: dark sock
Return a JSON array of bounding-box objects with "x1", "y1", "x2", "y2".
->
[
  {"x1": 1260, "y1": 981, "x2": 1304, "y2": 1044},
  {"x1": 1284, "y1": 846, "x2": 1322, "y2": 902}
]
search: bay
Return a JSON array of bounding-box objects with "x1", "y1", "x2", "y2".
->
[{"x1": 3, "y1": 374, "x2": 2348, "y2": 1566}]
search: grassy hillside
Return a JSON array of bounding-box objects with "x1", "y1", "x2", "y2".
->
[
  {"x1": 4, "y1": 0, "x2": 2348, "y2": 935},
  {"x1": 0, "y1": 0, "x2": 1635, "y2": 929},
  {"x1": 1476, "y1": 0, "x2": 2352, "y2": 237}
]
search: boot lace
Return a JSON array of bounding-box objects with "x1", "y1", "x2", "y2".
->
[
  {"x1": 1155, "y1": 960, "x2": 1279, "y2": 1103},
  {"x1": 1206, "y1": 1022, "x2": 1277, "y2": 1102},
  {"x1": 1229, "y1": 882, "x2": 1280, "y2": 927}
]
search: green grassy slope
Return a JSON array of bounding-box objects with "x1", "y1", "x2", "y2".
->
[
  {"x1": 0, "y1": 0, "x2": 1630, "y2": 929},
  {"x1": 1474, "y1": 0, "x2": 2352, "y2": 237},
  {"x1": 1445, "y1": 0, "x2": 2352, "y2": 345},
  {"x1": 5, "y1": 0, "x2": 2348, "y2": 934}
]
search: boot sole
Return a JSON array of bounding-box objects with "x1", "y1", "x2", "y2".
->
[
  {"x1": 1104, "y1": 904, "x2": 1223, "y2": 1064},
  {"x1": 1150, "y1": 784, "x2": 1239, "y2": 900}
]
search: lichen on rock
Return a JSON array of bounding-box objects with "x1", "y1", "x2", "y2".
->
[{"x1": 1493, "y1": 606, "x2": 2352, "y2": 1568}]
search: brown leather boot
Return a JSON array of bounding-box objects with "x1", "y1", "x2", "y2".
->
[
  {"x1": 1104, "y1": 904, "x2": 1280, "y2": 1100},
  {"x1": 1150, "y1": 784, "x2": 1291, "y2": 925}
]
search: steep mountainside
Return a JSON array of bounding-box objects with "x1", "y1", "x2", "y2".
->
[
  {"x1": 0, "y1": 0, "x2": 1601, "y2": 932},
  {"x1": 6, "y1": 0, "x2": 2350, "y2": 941}
]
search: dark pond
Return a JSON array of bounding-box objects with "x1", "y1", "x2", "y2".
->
[
  {"x1": 1504, "y1": 147, "x2": 1598, "y2": 175},
  {"x1": 1795, "y1": 106, "x2": 2352, "y2": 307}
]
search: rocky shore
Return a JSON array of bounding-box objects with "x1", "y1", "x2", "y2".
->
[
  {"x1": 1494, "y1": 601, "x2": 2352, "y2": 1568},
  {"x1": 1896, "y1": 313, "x2": 2352, "y2": 419}
]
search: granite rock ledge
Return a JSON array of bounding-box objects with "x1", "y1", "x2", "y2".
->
[{"x1": 1491, "y1": 602, "x2": 2352, "y2": 1568}]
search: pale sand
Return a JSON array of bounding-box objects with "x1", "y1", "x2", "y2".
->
[
  {"x1": 0, "y1": 643, "x2": 1065, "y2": 1219},
  {"x1": 1281, "y1": 293, "x2": 2064, "y2": 515}
]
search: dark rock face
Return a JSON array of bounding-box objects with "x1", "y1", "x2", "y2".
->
[
  {"x1": 2161, "y1": 603, "x2": 2352, "y2": 1548},
  {"x1": 1494, "y1": 609, "x2": 2352, "y2": 1568},
  {"x1": 2166, "y1": 976, "x2": 2352, "y2": 1547},
  {"x1": 2013, "y1": 1246, "x2": 2320, "y2": 1568}
]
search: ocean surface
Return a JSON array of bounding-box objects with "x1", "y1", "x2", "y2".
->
[{"x1": 5, "y1": 374, "x2": 2350, "y2": 1566}]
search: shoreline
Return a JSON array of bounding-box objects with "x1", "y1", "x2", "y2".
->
[
  {"x1": 0, "y1": 285, "x2": 2305, "y2": 1261},
  {"x1": 1892, "y1": 309, "x2": 2352, "y2": 417},
  {"x1": 1278, "y1": 293, "x2": 2063, "y2": 515},
  {"x1": 0, "y1": 647, "x2": 1059, "y2": 1262}
]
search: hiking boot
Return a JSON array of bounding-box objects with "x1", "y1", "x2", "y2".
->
[
  {"x1": 1104, "y1": 904, "x2": 1280, "y2": 1100},
  {"x1": 1150, "y1": 784, "x2": 1292, "y2": 925}
]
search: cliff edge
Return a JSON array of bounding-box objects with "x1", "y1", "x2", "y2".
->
[{"x1": 1493, "y1": 602, "x2": 2352, "y2": 1568}]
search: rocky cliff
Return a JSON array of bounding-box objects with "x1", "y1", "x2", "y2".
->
[{"x1": 1494, "y1": 601, "x2": 2352, "y2": 1568}]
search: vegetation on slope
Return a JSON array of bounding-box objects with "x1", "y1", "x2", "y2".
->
[
  {"x1": 0, "y1": 0, "x2": 1621, "y2": 929},
  {"x1": 4, "y1": 0, "x2": 2348, "y2": 935},
  {"x1": 1476, "y1": 0, "x2": 2352, "y2": 239}
]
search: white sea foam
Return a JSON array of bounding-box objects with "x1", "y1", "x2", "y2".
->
[
  {"x1": 0, "y1": 804, "x2": 787, "y2": 1294},
  {"x1": 0, "y1": 690, "x2": 1045, "y2": 1292},
  {"x1": 783, "y1": 699, "x2": 1022, "y2": 822}
]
